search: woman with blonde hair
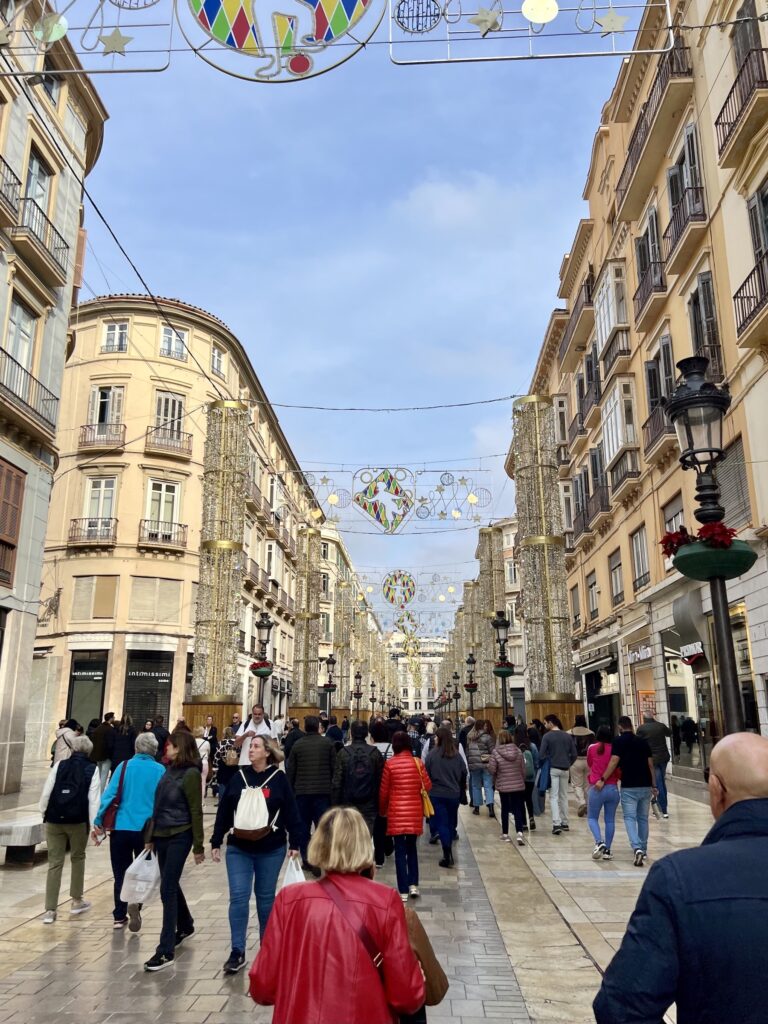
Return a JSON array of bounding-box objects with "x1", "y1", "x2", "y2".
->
[{"x1": 250, "y1": 805, "x2": 425, "y2": 1024}]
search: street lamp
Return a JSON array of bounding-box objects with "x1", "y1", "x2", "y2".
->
[
  {"x1": 452, "y1": 672, "x2": 461, "y2": 723},
  {"x1": 369, "y1": 679, "x2": 377, "y2": 717},
  {"x1": 322, "y1": 653, "x2": 337, "y2": 719},
  {"x1": 491, "y1": 610, "x2": 513, "y2": 722},
  {"x1": 353, "y1": 670, "x2": 363, "y2": 719},
  {"x1": 664, "y1": 356, "x2": 756, "y2": 734},
  {"x1": 465, "y1": 652, "x2": 477, "y2": 714},
  {"x1": 250, "y1": 610, "x2": 275, "y2": 703}
]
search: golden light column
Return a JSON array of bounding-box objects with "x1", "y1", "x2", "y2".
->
[{"x1": 293, "y1": 526, "x2": 321, "y2": 705}]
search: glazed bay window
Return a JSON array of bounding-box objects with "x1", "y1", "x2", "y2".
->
[
  {"x1": 688, "y1": 272, "x2": 723, "y2": 379},
  {"x1": 594, "y1": 262, "x2": 628, "y2": 353},
  {"x1": 631, "y1": 525, "x2": 650, "y2": 591},
  {"x1": 160, "y1": 325, "x2": 187, "y2": 360},
  {"x1": 103, "y1": 321, "x2": 128, "y2": 353},
  {"x1": 601, "y1": 380, "x2": 637, "y2": 466},
  {"x1": 609, "y1": 549, "x2": 624, "y2": 607},
  {"x1": 561, "y1": 482, "x2": 574, "y2": 531},
  {"x1": 587, "y1": 571, "x2": 599, "y2": 621}
]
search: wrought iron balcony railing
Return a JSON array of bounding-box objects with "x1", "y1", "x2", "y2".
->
[
  {"x1": 715, "y1": 48, "x2": 768, "y2": 155},
  {"x1": 0, "y1": 346, "x2": 58, "y2": 431},
  {"x1": 18, "y1": 198, "x2": 68, "y2": 273},
  {"x1": 79, "y1": 423, "x2": 126, "y2": 449},
  {"x1": 68, "y1": 518, "x2": 117, "y2": 545}
]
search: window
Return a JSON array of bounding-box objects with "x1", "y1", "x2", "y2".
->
[
  {"x1": 635, "y1": 209, "x2": 663, "y2": 288},
  {"x1": 414, "y1": 700, "x2": 422, "y2": 711},
  {"x1": 506, "y1": 559, "x2": 517, "y2": 585},
  {"x1": 561, "y1": 482, "x2": 574, "y2": 531},
  {"x1": 555, "y1": 396, "x2": 569, "y2": 443},
  {"x1": 747, "y1": 181, "x2": 768, "y2": 267},
  {"x1": 88, "y1": 385, "x2": 124, "y2": 431},
  {"x1": 212, "y1": 344, "x2": 225, "y2": 378},
  {"x1": 644, "y1": 335, "x2": 676, "y2": 411},
  {"x1": 594, "y1": 263, "x2": 628, "y2": 353},
  {"x1": 503, "y1": 529, "x2": 515, "y2": 548},
  {"x1": 602, "y1": 380, "x2": 637, "y2": 465},
  {"x1": 6, "y1": 296, "x2": 37, "y2": 371},
  {"x1": 0, "y1": 458, "x2": 25, "y2": 588},
  {"x1": 733, "y1": 0, "x2": 760, "y2": 69},
  {"x1": 103, "y1": 321, "x2": 128, "y2": 353},
  {"x1": 266, "y1": 541, "x2": 275, "y2": 579},
  {"x1": 570, "y1": 585, "x2": 581, "y2": 630},
  {"x1": 40, "y1": 57, "x2": 61, "y2": 106},
  {"x1": 128, "y1": 577, "x2": 181, "y2": 623},
  {"x1": 155, "y1": 390, "x2": 185, "y2": 437},
  {"x1": 85, "y1": 477, "x2": 115, "y2": 531},
  {"x1": 587, "y1": 571, "x2": 599, "y2": 620},
  {"x1": 718, "y1": 436, "x2": 751, "y2": 528},
  {"x1": 662, "y1": 493, "x2": 685, "y2": 534},
  {"x1": 631, "y1": 525, "x2": 650, "y2": 590},
  {"x1": 320, "y1": 541, "x2": 329, "y2": 560},
  {"x1": 609, "y1": 549, "x2": 624, "y2": 607},
  {"x1": 160, "y1": 325, "x2": 187, "y2": 361},
  {"x1": 688, "y1": 272, "x2": 723, "y2": 379},
  {"x1": 25, "y1": 148, "x2": 52, "y2": 209},
  {"x1": 320, "y1": 611, "x2": 331, "y2": 638},
  {"x1": 667, "y1": 125, "x2": 704, "y2": 218},
  {"x1": 146, "y1": 480, "x2": 179, "y2": 527},
  {"x1": 71, "y1": 576, "x2": 118, "y2": 620}
]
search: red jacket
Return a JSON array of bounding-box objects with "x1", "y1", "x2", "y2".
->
[
  {"x1": 379, "y1": 751, "x2": 431, "y2": 836},
  {"x1": 249, "y1": 873, "x2": 425, "y2": 1024}
]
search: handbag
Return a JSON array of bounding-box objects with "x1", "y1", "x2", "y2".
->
[
  {"x1": 416, "y1": 760, "x2": 434, "y2": 818},
  {"x1": 404, "y1": 906, "x2": 449, "y2": 1006},
  {"x1": 232, "y1": 768, "x2": 280, "y2": 841},
  {"x1": 101, "y1": 760, "x2": 128, "y2": 831},
  {"x1": 319, "y1": 876, "x2": 383, "y2": 975}
]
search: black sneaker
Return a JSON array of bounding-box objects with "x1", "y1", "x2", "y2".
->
[
  {"x1": 529, "y1": 820, "x2": 536, "y2": 831},
  {"x1": 633, "y1": 849, "x2": 646, "y2": 867},
  {"x1": 223, "y1": 950, "x2": 246, "y2": 975},
  {"x1": 144, "y1": 953, "x2": 174, "y2": 972},
  {"x1": 127, "y1": 904, "x2": 142, "y2": 933},
  {"x1": 552, "y1": 826, "x2": 562, "y2": 836},
  {"x1": 561, "y1": 823, "x2": 570, "y2": 831},
  {"x1": 175, "y1": 926, "x2": 195, "y2": 946},
  {"x1": 472, "y1": 807, "x2": 480, "y2": 816},
  {"x1": 428, "y1": 835, "x2": 440, "y2": 845}
]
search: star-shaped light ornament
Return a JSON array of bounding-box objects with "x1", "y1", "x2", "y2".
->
[
  {"x1": 596, "y1": 4, "x2": 628, "y2": 36},
  {"x1": 319, "y1": 475, "x2": 330, "y2": 486},
  {"x1": 438, "y1": 511, "x2": 448, "y2": 520},
  {"x1": 469, "y1": 5, "x2": 502, "y2": 35},
  {"x1": 458, "y1": 477, "x2": 468, "y2": 487},
  {"x1": 99, "y1": 27, "x2": 133, "y2": 53}
]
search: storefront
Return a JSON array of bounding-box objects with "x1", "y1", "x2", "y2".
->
[
  {"x1": 67, "y1": 650, "x2": 108, "y2": 727},
  {"x1": 124, "y1": 651, "x2": 173, "y2": 724},
  {"x1": 581, "y1": 645, "x2": 620, "y2": 733},
  {"x1": 628, "y1": 642, "x2": 654, "y2": 722}
]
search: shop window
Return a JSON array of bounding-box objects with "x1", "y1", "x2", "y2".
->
[{"x1": 718, "y1": 436, "x2": 751, "y2": 529}]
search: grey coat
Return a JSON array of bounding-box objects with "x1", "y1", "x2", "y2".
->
[{"x1": 466, "y1": 732, "x2": 495, "y2": 773}]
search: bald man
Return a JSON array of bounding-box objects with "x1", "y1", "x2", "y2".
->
[{"x1": 594, "y1": 732, "x2": 768, "y2": 1024}]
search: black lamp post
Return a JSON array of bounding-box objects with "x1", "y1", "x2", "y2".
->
[
  {"x1": 452, "y1": 672, "x2": 461, "y2": 723},
  {"x1": 322, "y1": 653, "x2": 337, "y2": 718},
  {"x1": 465, "y1": 653, "x2": 477, "y2": 714},
  {"x1": 352, "y1": 671, "x2": 363, "y2": 719},
  {"x1": 664, "y1": 356, "x2": 753, "y2": 735},
  {"x1": 369, "y1": 680, "x2": 377, "y2": 717},
  {"x1": 252, "y1": 611, "x2": 275, "y2": 704},
  {"x1": 491, "y1": 610, "x2": 513, "y2": 722}
]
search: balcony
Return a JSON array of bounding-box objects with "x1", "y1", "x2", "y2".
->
[
  {"x1": 612, "y1": 588, "x2": 625, "y2": 608},
  {"x1": 610, "y1": 449, "x2": 641, "y2": 503},
  {"x1": 145, "y1": 426, "x2": 193, "y2": 459},
  {"x1": 10, "y1": 199, "x2": 68, "y2": 288},
  {"x1": 78, "y1": 423, "x2": 126, "y2": 451},
  {"x1": 642, "y1": 404, "x2": 677, "y2": 464},
  {"x1": 602, "y1": 329, "x2": 631, "y2": 383},
  {"x1": 616, "y1": 45, "x2": 694, "y2": 221},
  {"x1": 0, "y1": 346, "x2": 58, "y2": 440},
  {"x1": 663, "y1": 187, "x2": 708, "y2": 275},
  {"x1": 633, "y1": 262, "x2": 667, "y2": 333},
  {"x1": 138, "y1": 519, "x2": 188, "y2": 551},
  {"x1": 579, "y1": 376, "x2": 602, "y2": 429},
  {"x1": 734, "y1": 252, "x2": 768, "y2": 349},
  {"x1": 101, "y1": 339, "x2": 127, "y2": 354},
  {"x1": 558, "y1": 276, "x2": 595, "y2": 373},
  {"x1": 572, "y1": 613, "x2": 582, "y2": 632},
  {"x1": 246, "y1": 479, "x2": 264, "y2": 514},
  {"x1": 0, "y1": 156, "x2": 21, "y2": 230},
  {"x1": 563, "y1": 529, "x2": 575, "y2": 553},
  {"x1": 243, "y1": 558, "x2": 261, "y2": 589},
  {"x1": 568, "y1": 412, "x2": 588, "y2": 456},
  {"x1": 557, "y1": 443, "x2": 571, "y2": 478},
  {"x1": 68, "y1": 518, "x2": 117, "y2": 547},
  {"x1": 573, "y1": 508, "x2": 591, "y2": 545},
  {"x1": 715, "y1": 49, "x2": 768, "y2": 168},
  {"x1": 587, "y1": 483, "x2": 611, "y2": 530},
  {"x1": 633, "y1": 570, "x2": 651, "y2": 592}
]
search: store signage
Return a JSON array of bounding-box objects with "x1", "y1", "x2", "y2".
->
[
  {"x1": 680, "y1": 641, "x2": 705, "y2": 665},
  {"x1": 628, "y1": 645, "x2": 652, "y2": 664}
]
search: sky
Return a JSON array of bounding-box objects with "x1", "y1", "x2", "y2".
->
[{"x1": 82, "y1": 22, "x2": 623, "y2": 625}]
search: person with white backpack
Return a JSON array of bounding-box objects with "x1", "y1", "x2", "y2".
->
[{"x1": 211, "y1": 733, "x2": 302, "y2": 976}]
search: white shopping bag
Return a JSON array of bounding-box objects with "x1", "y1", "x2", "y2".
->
[
  {"x1": 281, "y1": 857, "x2": 305, "y2": 889},
  {"x1": 120, "y1": 850, "x2": 161, "y2": 905}
]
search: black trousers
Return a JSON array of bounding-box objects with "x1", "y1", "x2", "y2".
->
[
  {"x1": 524, "y1": 781, "x2": 535, "y2": 821},
  {"x1": 109, "y1": 829, "x2": 145, "y2": 921},
  {"x1": 155, "y1": 830, "x2": 194, "y2": 957},
  {"x1": 499, "y1": 791, "x2": 526, "y2": 835}
]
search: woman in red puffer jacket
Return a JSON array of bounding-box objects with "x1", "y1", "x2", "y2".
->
[
  {"x1": 379, "y1": 731, "x2": 431, "y2": 904},
  {"x1": 488, "y1": 730, "x2": 527, "y2": 846}
]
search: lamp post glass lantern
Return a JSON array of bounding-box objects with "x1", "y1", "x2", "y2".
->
[
  {"x1": 452, "y1": 672, "x2": 461, "y2": 723},
  {"x1": 664, "y1": 356, "x2": 744, "y2": 734},
  {"x1": 465, "y1": 652, "x2": 477, "y2": 714},
  {"x1": 353, "y1": 670, "x2": 363, "y2": 717},
  {"x1": 491, "y1": 610, "x2": 512, "y2": 721},
  {"x1": 322, "y1": 653, "x2": 337, "y2": 718}
]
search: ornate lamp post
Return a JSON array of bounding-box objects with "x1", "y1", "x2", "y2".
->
[
  {"x1": 664, "y1": 356, "x2": 757, "y2": 734},
  {"x1": 452, "y1": 672, "x2": 461, "y2": 724},
  {"x1": 369, "y1": 679, "x2": 377, "y2": 717},
  {"x1": 491, "y1": 610, "x2": 514, "y2": 722},
  {"x1": 352, "y1": 670, "x2": 363, "y2": 719},
  {"x1": 465, "y1": 652, "x2": 477, "y2": 714},
  {"x1": 250, "y1": 610, "x2": 275, "y2": 704},
  {"x1": 322, "y1": 653, "x2": 337, "y2": 719}
]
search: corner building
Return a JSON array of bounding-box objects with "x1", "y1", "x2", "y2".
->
[
  {"x1": 33, "y1": 295, "x2": 319, "y2": 753},
  {"x1": 528, "y1": 0, "x2": 768, "y2": 793}
]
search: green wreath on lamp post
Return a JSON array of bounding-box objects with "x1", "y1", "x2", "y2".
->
[
  {"x1": 250, "y1": 660, "x2": 274, "y2": 679},
  {"x1": 661, "y1": 523, "x2": 757, "y2": 582}
]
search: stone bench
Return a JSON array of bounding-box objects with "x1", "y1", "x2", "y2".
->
[{"x1": 0, "y1": 815, "x2": 45, "y2": 865}]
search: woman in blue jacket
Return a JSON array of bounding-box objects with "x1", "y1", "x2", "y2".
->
[{"x1": 92, "y1": 731, "x2": 165, "y2": 929}]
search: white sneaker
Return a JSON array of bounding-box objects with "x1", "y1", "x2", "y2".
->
[
  {"x1": 400, "y1": 892, "x2": 409, "y2": 904},
  {"x1": 409, "y1": 885, "x2": 420, "y2": 898},
  {"x1": 592, "y1": 843, "x2": 606, "y2": 861},
  {"x1": 70, "y1": 899, "x2": 91, "y2": 916},
  {"x1": 633, "y1": 849, "x2": 646, "y2": 867},
  {"x1": 516, "y1": 833, "x2": 525, "y2": 846},
  {"x1": 500, "y1": 834, "x2": 512, "y2": 842},
  {"x1": 42, "y1": 910, "x2": 56, "y2": 924},
  {"x1": 662, "y1": 813, "x2": 669, "y2": 819}
]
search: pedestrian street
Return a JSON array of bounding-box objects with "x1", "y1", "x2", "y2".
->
[{"x1": 0, "y1": 764, "x2": 713, "y2": 1024}]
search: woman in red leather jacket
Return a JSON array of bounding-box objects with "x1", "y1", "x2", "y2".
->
[
  {"x1": 250, "y1": 805, "x2": 424, "y2": 1024},
  {"x1": 379, "y1": 730, "x2": 432, "y2": 903}
]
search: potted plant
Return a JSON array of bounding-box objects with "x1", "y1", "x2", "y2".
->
[
  {"x1": 249, "y1": 660, "x2": 274, "y2": 679},
  {"x1": 661, "y1": 523, "x2": 757, "y2": 582}
]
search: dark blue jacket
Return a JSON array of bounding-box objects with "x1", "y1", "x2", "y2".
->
[{"x1": 594, "y1": 798, "x2": 768, "y2": 1024}]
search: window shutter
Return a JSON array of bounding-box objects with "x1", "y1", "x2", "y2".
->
[
  {"x1": 667, "y1": 164, "x2": 683, "y2": 211},
  {"x1": 698, "y1": 273, "x2": 719, "y2": 348},
  {"x1": 129, "y1": 577, "x2": 158, "y2": 621},
  {"x1": 719, "y1": 437, "x2": 751, "y2": 528},
  {"x1": 659, "y1": 336, "x2": 676, "y2": 397},
  {"x1": 110, "y1": 387, "x2": 124, "y2": 425},
  {"x1": 87, "y1": 386, "x2": 99, "y2": 426},
  {"x1": 71, "y1": 577, "x2": 94, "y2": 620},
  {"x1": 684, "y1": 125, "x2": 702, "y2": 194},
  {"x1": 747, "y1": 194, "x2": 766, "y2": 261},
  {"x1": 635, "y1": 235, "x2": 650, "y2": 277},
  {"x1": 0, "y1": 460, "x2": 25, "y2": 546},
  {"x1": 157, "y1": 579, "x2": 181, "y2": 624},
  {"x1": 645, "y1": 360, "x2": 662, "y2": 410},
  {"x1": 648, "y1": 209, "x2": 662, "y2": 277},
  {"x1": 92, "y1": 576, "x2": 117, "y2": 618}
]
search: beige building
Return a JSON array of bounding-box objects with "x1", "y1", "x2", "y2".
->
[
  {"x1": 32, "y1": 294, "x2": 321, "y2": 750},
  {"x1": 389, "y1": 633, "x2": 446, "y2": 715},
  {"x1": 0, "y1": 25, "x2": 106, "y2": 788},
  {"x1": 524, "y1": 0, "x2": 768, "y2": 790}
]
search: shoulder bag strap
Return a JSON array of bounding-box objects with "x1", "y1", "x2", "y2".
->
[
  {"x1": 319, "y1": 877, "x2": 383, "y2": 968},
  {"x1": 259, "y1": 768, "x2": 280, "y2": 790},
  {"x1": 114, "y1": 759, "x2": 128, "y2": 806}
]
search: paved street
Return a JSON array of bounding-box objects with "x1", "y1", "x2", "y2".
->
[{"x1": 0, "y1": 766, "x2": 713, "y2": 1024}]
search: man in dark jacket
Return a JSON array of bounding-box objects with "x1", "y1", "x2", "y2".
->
[
  {"x1": 286, "y1": 716, "x2": 336, "y2": 874},
  {"x1": 151, "y1": 716, "x2": 170, "y2": 763},
  {"x1": 325, "y1": 715, "x2": 344, "y2": 751},
  {"x1": 637, "y1": 711, "x2": 672, "y2": 817},
  {"x1": 594, "y1": 732, "x2": 768, "y2": 1024},
  {"x1": 282, "y1": 718, "x2": 303, "y2": 758},
  {"x1": 331, "y1": 720, "x2": 383, "y2": 832},
  {"x1": 90, "y1": 712, "x2": 115, "y2": 791},
  {"x1": 385, "y1": 708, "x2": 403, "y2": 740}
]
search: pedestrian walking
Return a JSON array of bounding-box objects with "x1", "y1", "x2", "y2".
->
[
  {"x1": 568, "y1": 714, "x2": 595, "y2": 817},
  {"x1": 379, "y1": 731, "x2": 432, "y2": 900},
  {"x1": 92, "y1": 732, "x2": 165, "y2": 929},
  {"x1": 285, "y1": 715, "x2": 335, "y2": 875},
  {"x1": 385, "y1": 707, "x2": 405, "y2": 740},
  {"x1": 86, "y1": 718, "x2": 100, "y2": 740},
  {"x1": 151, "y1": 716, "x2": 170, "y2": 762},
  {"x1": 194, "y1": 727, "x2": 211, "y2": 798},
  {"x1": 586, "y1": 726, "x2": 620, "y2": 861},
  {"x1": 466, "y1": 719, "x2": 496, "y2": 819},
  {"x1": 593, "y1": 716, "x2": 656, "y2": 867},
  {"x1": 370, "y1": 719, "x2": 395, "y2": 866},
  {"x1": 514, "y1": 726, "x2": 537, "y2": 830},
  {"x1": 52, "y1": 718, "x2": 80, "y2": 765},
  {"x1": 212, "y1": 726, "x2": 238, "y2": 799},
  {"x1": 40, "y1": 735, "x2": 100, "y2": 923},
  {"x1": 234, "y1": 704, "x2": 276, "y2": 767},
  {"x1": 594, "y1": 733, "x2": 768, "y2": 1024},
  {"x1": 526, "y1": 725, "x2": 544, "y2": 816},
  {"x1": 111, "y1": 715, "x2": 137, "y2": 770},
  {"x1": 281, "y1": 718, "x2": 303, "y2": 757},
  {"x1": 325, "y1": 715, "x2": 344, "y2": 750},
  {"x1": 331, "y1": 720, "x2": 383, "y2": 832},
  {"x1": 680, "y1": 715, "x2": 699, "y2": 754},
  {"x1": 637, "y1": 711, "x2": 672, "y2": 818},
  {"x1": 340, "y1": 716, "x2": 350, "y2": 743},
  {"x1": 143, "y1": 730, "x2": 205, "y2": 972},
  {"x1": 89, "y1": 712, "x2": 115, "y2": 787},
  {"x1": 488, "y1": 729, "x2": 527, "y2": 845},
  {"x1": 203, "y1": 715, "x2": 218, "y2": 756},
  {"x1": 211, "y1": 734, "x2": 302, "y2": 975},
  {"x1": 425, "y1": 726, "x2": 466, "y2": 868},
  {"x1": 670, "y1": 714, "x2": 681, "y2": 759},
  {"x1": 249, "y1": 806, "x2": 425, "y2": 1024},
  {"x1": 539, "y1": 715, "x2": 577, "y2": 835},
  {"x1": 142, "y1": 720, "x2": 154, "y2": 733}
]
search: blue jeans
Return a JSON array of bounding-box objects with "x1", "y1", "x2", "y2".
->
[
  {"x1": 620, "y1": 787, "x2": 652, "y2": 853},
  {"x1": 654, "y1": 763, "x2": 669, "y2": 814},
  {"x1": 295, "y1": 794, "x2": 331, "y2": 863},
  {"x1": 393, "y1": 834, "x2": 419, "y2": 894},
  {"x1": 587, "y1": 784, "x2": 620, "y2": 849},
  {"x1": 431, "y1": 795, "x2": 459, "y2": 848},
  {"x1": 470, "y1": 767, "x2": 494, "y2": 807},
  {"x1": 225, "y1": 843, "x2": 285, "y2": 950}
]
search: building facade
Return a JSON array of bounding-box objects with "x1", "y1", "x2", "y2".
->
[
  {"x1": 32, "y1": 294, "x2": 320, "y2": 752},
  {"x1": 0, "y1": 31, "x2": 106, "y2": 789},
  {"x1": 389, "y1": 633, "x2": 446, "y2": 716},
  {"x1": 524, "y1": 0, "x2": 768, "y2": 790}
]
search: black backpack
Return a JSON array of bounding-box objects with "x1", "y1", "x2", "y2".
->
[
  {"x1": 46, "y1": 756, "x2": 96, "y2": 824},
  {"x1": 343, "y1": 746, "x2": 376, "y2": 804}
]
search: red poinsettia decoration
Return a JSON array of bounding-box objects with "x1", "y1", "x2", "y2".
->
[
  {"x1": 249, "y1": 660, "x2": 271, "y2": 672},
  {"x1": 697, "y1": 522, "x2": 737, "y2": 549},
  {"x1": 660, "y1": 525, "x2": 692, "y2": 558}
]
